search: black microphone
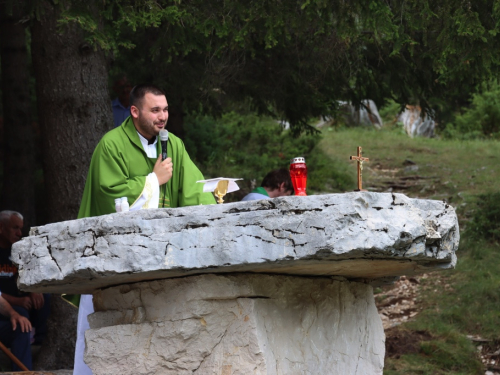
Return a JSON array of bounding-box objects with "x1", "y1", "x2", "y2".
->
[{"x1": 159, "y1": 129, "x2": 169, "y2": 161}]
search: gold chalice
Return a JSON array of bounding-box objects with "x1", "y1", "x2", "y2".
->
[{"x1": 214, "y1": 180, "x2": 229, "y2": 204}]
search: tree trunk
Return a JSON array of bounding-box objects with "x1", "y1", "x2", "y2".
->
[
  {"x1": 31, "y1": 0, "x2": 112, "y2": 224},
  {"x1": 30, "y1": 1, "x2": 112, "y2": 369},
  {"x1": 0, "y1": 0, "x2": 36, "y2": 232}
]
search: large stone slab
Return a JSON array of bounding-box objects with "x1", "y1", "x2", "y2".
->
[
  {"x1": 85, "y1": 274, "x2": 385, "y2": 375},
  {"x1": 13, "y1": 192, "x2": 459, "y2": 294}
]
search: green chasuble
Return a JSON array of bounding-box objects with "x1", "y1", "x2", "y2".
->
[
  {"x1": 65, "y1": 117, "x2": 215, "y2": 307},
  {"x1": 78, "y1": 117, "x2": 215, "y2": 218}
]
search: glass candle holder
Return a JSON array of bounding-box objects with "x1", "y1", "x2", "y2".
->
[{"x1": 290, "y1": 157, "x2": 307, "y2": 196}]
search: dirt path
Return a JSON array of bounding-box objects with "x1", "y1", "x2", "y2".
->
[
  {"x1": 367, "y1": 160, "x2": 500, "y2": 374},
  {"x1": 376, "y1": 274, "x2": 500, "y2": 374}
]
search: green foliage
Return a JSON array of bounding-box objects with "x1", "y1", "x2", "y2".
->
[
  {"x1": 385, "y1": 335, "x2": 483, "y2": 374},
  {"x1": 317, "y1": 127, "x2": 500, "y2": 374},
  {"x1": 183, "y1": 112, "x2": 353, "y2": 200},
  {"x1": 53, "y1": 0, "x2": 500, "y2": 133},
  {"x1": 378, "y1": 100, "x2": 403, "y2": 125},
  {"x1": 383, "y1": 233, "x2": 500, "y2": 374},
  {"x1": 384, "y1": 205, "x2": 500, "y2": 374},
  {"x1": 410, "y1": 234, "x2": 500, "y2": 337},
  {"x1": 443, "y1": 82, "x2": 500, "y2": 139},
  {"x1": 466, "y1": 192, "x2": 500, "y2": 242}
]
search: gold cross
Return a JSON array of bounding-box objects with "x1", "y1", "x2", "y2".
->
[{"x1": 350, "y1": 146, "x2": 369, "y2": 191}]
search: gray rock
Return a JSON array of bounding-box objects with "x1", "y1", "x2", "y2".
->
[
  {"x1": 339, "y1": 100, "x2": 383, "y2": 129},
  {"x1": 399, "y1": 105, "x2": 435, "y2": 138},
  {"x1": 13, "y1": 192, "x2": 459, "y2": 294},
  {"x1": 85, "y1": 274, "x2": 385, "y2": 375}
]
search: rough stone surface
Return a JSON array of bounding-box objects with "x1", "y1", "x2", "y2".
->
[
  {"x1": 13, "y1": 192, "x2": 459, "y2": 294},
  {"x1": 85, "y1": 274, "x2": 385, "y2": 375},
  {"x1": 339, "y1": 100, "x2": 384, "y2": 129},
  {"x1": 399, "y1": 105, "x2": 436, "y2": 138}
]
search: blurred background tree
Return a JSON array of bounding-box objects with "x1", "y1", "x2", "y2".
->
[{"x1": 2, "y1": 0, "x2": 500, "y2": 369}]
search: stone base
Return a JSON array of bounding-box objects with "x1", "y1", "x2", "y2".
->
[{"x1": 85, "y1": 274, "x2": 385, "y2": 374}]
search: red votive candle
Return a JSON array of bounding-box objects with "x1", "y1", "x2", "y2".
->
[{"x1": 290, "y1": 157, "x2": 307, "y2": 196}]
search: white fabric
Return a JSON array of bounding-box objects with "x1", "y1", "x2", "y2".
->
[
  {"x1": 130, "y1": 132, "x2": 160, "y2": 209},
  {"x1": 74, "y1": 136, "x2": 161, "y2": 375},
  {"x1": 197, "y1": 178, "x2": 242, "y2": 193},
  {"x1": 73, "y1": 294, "x2": 94, "y2": 375},
  {"x1": 241, "y1": 192, "x2": 270, "y2": 201},
  {"x1": 137, "y1": 131, "x2": 158, "y2": 158},
  {"x1": 130, "y1": 173, "x2": 160, "y2": 210}
]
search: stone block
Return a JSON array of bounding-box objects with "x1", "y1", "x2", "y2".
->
[
  {"x1": 12, "y1": 193, "x2": 459, "y2": 294},
  {"x1": 85, "y1": 274, "x2": 384, "y2": 375}
]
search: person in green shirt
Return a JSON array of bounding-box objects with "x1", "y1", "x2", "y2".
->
[
  {"x1": 74, "y1": 83, "x2": 215, "y2": 375},
  {"x1": 79, "y1": 83, "x2": 215, "y2": 218},
  {"x1": 241, "y1": 168, "x2": 293, "y2": 201}
]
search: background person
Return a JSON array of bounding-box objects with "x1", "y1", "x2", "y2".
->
[
  {"x1": 79, "y1": 83, "x2": 215, "y2": 217},
  {"x1": 0, "y1": 291, "x2": 33, "y2": 371},
  {"x1": 111, "y1": 76, "x2": 132, "y2": 128},
  {"x1": 0, "y1": 211, "x2": 51, "y2": 347},
  {"x1": 241, "y1": 168, "x2": 293, "y2": 201}
]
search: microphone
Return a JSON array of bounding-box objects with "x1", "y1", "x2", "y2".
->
[{"x1": 159, "y1": 129, "x2": 169, "y2": 161}]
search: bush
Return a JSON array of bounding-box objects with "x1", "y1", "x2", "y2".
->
[
  {"x1": 466, "y1": 192, "x2": 500, "y2": 242},
  {"x1": 378, "y1": 99, "x2": 403, "y2": 125},
  {"x1": 183, "y1": 112, "x2": 353, "y2": 200},
  {"x1": 443, "y1": 83, "x2": 500, "y2": 140}
]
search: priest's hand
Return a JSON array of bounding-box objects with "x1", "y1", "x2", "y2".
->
[{"x1": 153, "y1": 155, "x2": 173, "y2": 185}]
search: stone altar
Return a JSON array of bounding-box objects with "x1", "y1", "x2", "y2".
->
[{"x1": 12, "y1": 193, "x2": 459, "y2": 375}]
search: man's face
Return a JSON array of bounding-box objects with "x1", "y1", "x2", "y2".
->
[
  {"x1": 131, "y1": 93, "x2": 169, "y2": 139},
  {"x1": 269, "y1": 183, "x2": 293, "y2": 198},
  {"x1": 277, "y1": 187, "x2": 293, "y2": 197},
  {"x1": 0, "y1": 215, "x2": 23, "y2": 247},
  {"x1": 277, "y1": 182, "x2": 293, "y2": 197}
]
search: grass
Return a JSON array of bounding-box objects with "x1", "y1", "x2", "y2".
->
[
  {"x1": 318, "y1": 124, "x2": 500, "y2": 375},
  {"x1": 320, "y1": 126, "x2": 500, "y2": 206}
]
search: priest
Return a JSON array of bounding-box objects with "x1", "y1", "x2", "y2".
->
[
  {"x1": 79, "y1": 84, "x2": 215, "y2": 216},
  {"x1": 74, "y1": 83, "x2": 215, "y2": 374}
]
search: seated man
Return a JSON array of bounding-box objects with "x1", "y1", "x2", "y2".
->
[
  {"x1": 0, "y1": 290, "x2": 33, "y2": 371},
  {"x1": 0, "y1": 211, "x2": 51, "y2": 346},
  {"x1": 241, "y1": 168, "x2": 294, "y2": 201}
]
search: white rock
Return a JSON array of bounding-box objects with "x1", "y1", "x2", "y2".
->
[
  {"x1": 399, "y1": 105, "x2": 436, "y2": 138},
  {"x1": 85, "y1": 274, "x2": 385, "y2": 375},
  {"x1": 10, "y1": 192, "x2": 460, "y2": 374},
  {"x1": 12, "y1": 192, "x2": 459, "y2": 294},
  {"x1": 339, "y1": 100, "x2": 384, "y2": 129}
]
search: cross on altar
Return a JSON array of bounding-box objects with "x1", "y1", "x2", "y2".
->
[{"x1": 350, "y1": 146, "x2": 369, "y2": 191}]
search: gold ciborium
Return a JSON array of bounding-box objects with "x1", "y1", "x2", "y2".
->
[{"x1": 213, "y1": 180, "x2": 229, "y2": 204}]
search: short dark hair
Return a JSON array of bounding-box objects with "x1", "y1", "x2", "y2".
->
[
  {"x1": 261, "y1": 168, "x2": 293, "y2": 192},
  {"x1": 129, "y1": 84, "x2": 166, "y2": 109}
]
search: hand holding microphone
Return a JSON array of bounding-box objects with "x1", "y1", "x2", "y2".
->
[
  {"x1": 160, "y1": 129, "x2": 169, "y2": 161},
  {"x1": 154, "y1": 155, "x2": 172, "y2": 185},
  {"x1": 154, "y1": 129, "x2": 172, "y2": 185}
]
